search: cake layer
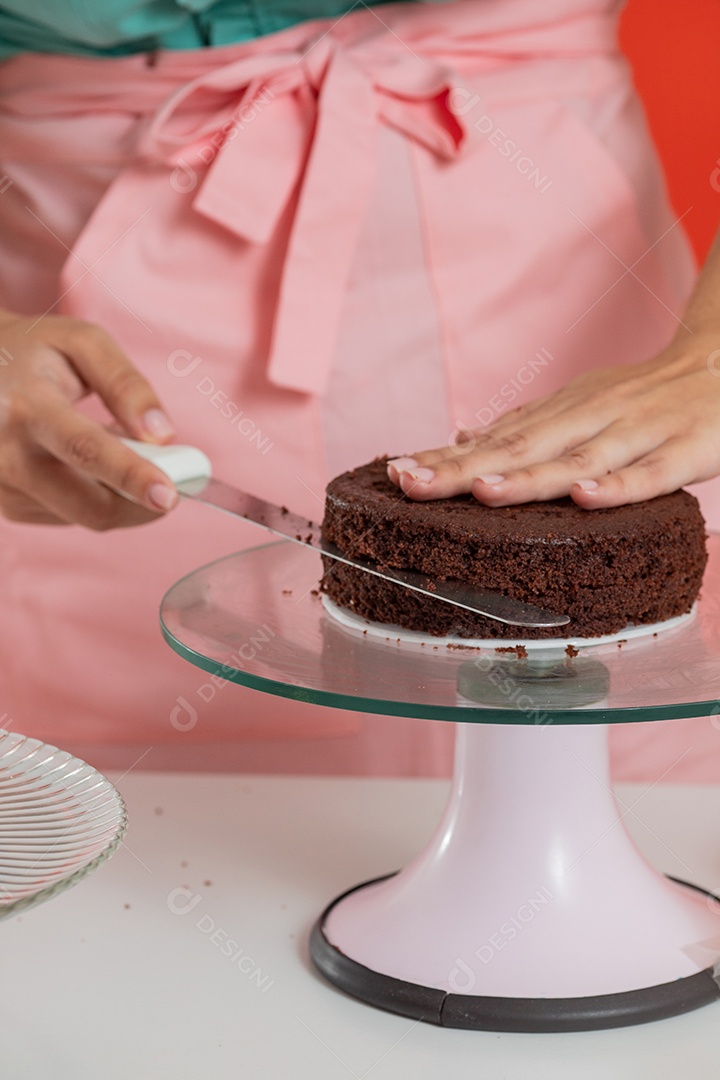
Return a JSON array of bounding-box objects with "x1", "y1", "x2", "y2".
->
[{"x1": 320, "y1": 459, "x2": 708, "y2": 639}]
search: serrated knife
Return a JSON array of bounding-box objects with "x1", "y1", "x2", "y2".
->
[{"x1": 122, "y1": 439, "x2": 569, "y2": 629}]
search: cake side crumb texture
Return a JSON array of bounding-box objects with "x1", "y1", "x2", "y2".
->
[{"x1": 320, "y1": 459, "x2": 708, "y2": 639}]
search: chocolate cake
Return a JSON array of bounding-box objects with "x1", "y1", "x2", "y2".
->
[{"x1": 320, "y1": 458, "x2": 708, "y2": 639}]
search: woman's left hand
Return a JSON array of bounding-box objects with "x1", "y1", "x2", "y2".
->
[{"x1": 387, "y1": 328, "x2": 720, "y2": 509}]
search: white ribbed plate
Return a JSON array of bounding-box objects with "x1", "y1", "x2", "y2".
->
[{"x1": 0, "y1": 730, "x2": 127, "y2": 919}]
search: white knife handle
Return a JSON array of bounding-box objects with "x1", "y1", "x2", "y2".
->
[{"x1": 120, "y1": 438, "x2": 212, "y2": 485}]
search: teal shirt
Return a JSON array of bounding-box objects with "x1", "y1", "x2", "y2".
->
[{"x1": 0, "y1": 0, "x2": 414, "y2": 60}]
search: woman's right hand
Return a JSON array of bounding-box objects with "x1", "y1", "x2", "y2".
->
[{"x1": 0, "y1": 309, "x2": 179, "y2": 529}]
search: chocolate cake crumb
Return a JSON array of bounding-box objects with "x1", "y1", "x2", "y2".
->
[
  {"x1": 565, "y1": 644, "x2": 580, "y2": 658},
  {"x1": 282, "y1": 589, "x2": 292, "y2": 596},
  {"x1": 495, "y1": 645, "x2": 528, "y2": 658},
  {"x1": 310, "y1": 589, "x2": 320, "y2": 597},
  {"x1": 280, "y1": 506, "x2": 289, "y2": 515}
]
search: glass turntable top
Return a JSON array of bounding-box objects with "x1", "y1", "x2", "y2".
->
[{"x1": 159, "y1": 537, "x2": 720, "y2": 725}]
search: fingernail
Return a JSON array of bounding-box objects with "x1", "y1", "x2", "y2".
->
[
  {"x1": 574, "y1": 479, "x2": 599, "y2": 492},
  {"x1": 387, "y1": 457, "x2": 418, "y2": 471},
  {"x1": 405, "y1": 467, "x2": 435, "y2": 484},
  {"x1": 148, "y1": 483, "x2": 177, "y2": 511},
  {"x1": 477, "y1": 474, "x2": 506, "y2": 486},
  {"x1": 143, "y1": 408, "x2": 175, "y2": 440}
]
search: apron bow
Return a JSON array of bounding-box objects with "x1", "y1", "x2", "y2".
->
[{"x1": 143, "y1": 33, "x2": 475, "y2": 395}]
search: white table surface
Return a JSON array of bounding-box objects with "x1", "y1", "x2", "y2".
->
[{"x1": 2, "y1": 774, "x2": 720, "y2": 1079}]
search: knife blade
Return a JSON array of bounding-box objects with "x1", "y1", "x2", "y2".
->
[{"x1": 122, "y1": 439, "x2": 570, "y2": 629}]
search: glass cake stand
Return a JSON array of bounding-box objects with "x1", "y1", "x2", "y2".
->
[{"x1": 160, "y1": 537, "x2": 720, "y2": 1032}]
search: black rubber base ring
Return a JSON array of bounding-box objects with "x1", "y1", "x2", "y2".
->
[{"x1": 309, "y1": 873, "x2": 720, "y2": 1032}]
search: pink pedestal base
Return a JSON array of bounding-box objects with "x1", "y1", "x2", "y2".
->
[{"x1": 321, "y1": 724, "x2": 720, "y2": 1011}]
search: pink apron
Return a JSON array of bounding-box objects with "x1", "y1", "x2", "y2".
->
[{"x1": 0, "y1": 0, "x2": 717, "y2": 780}]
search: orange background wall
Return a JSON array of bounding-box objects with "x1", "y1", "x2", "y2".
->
[{"x1": 619, "y1": 0, "x2": 720, "y2": 262}]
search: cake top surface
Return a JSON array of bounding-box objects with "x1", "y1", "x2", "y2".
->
[{"x1": 325, "y1": 458, "x2": 704, "y2": 542}]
